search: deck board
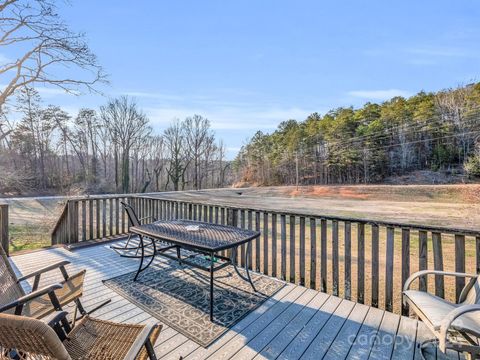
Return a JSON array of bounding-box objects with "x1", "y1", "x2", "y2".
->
[{"x1": 9, "y1": 240, "x2": 458, "y2": 360}]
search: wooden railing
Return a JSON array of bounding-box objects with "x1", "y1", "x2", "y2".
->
[
  {"x1": 0, "y1": 204, "x2": 8, "y2": 256},
  {"x1": 51, "y1": 194, "x2": 480, "y2": 315}
]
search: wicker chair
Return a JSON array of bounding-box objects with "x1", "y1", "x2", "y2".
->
[
  {"x1": 403, "y1": 270, "x2": 480, "y2": 358},
  {"x1": 0, "y1": 245, "x2": 108, "y2": 320},
  {"x1": 0, "y1": 310, "x2": 161, "y2": 359}
]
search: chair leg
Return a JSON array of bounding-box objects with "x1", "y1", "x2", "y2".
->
[
  {"x1": 74, "y1": 298, "x2": 111, "y2": 321},
  {"x1": 176, "y1": 246, "x2": 182, "y2": 265},
  {"x1": 144, "y1": 339, "x2": 157, "y2": 360}
]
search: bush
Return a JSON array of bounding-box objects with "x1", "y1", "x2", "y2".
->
[{"x1": 464, "y1": 154, "x2": 480, "y2": 178}]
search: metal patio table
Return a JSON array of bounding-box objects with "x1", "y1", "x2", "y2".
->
[{"x1": 129, "y1": 219, "x2": 260, "y2": 321}]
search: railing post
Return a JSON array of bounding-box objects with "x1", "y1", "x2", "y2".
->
[
  {"x1": 67, "y1": 200, "x2": 79, "y2": 244},
  {"x1": 0, "y1": 204, "x2": 9, "y2": 256}
]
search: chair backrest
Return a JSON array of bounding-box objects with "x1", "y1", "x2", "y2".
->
[
  {"x1": 121, "y1": 201, "x2": 141, "y2": 228},
  {"x1": 0, "y1": 245, "x2": 25, "y2": 313},
  {"x1": 0, "y1": 312, "x2": 71, "y2": 360},
  {"x1": 462, "y1": 276, "x2": 480, "y2": 304}
]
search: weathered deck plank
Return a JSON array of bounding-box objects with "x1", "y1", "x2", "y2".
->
[
  {"x1": 8, "y1": 241, "x2": 459, "y2": 360},
  {"x1": 255, "y1": 291, "x2": 330, "y2": 359}
]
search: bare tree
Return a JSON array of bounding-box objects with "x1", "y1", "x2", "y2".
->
[
  {"x1": 150, "y1": 135, "x2": 165, "y2": 191},
  {"x1": 100, "y1": 96, "x2": 150, "y2": 193},
  {"x1": 185, "y1": 115, "x2": 214, "y2": 190},
  {"x1": 0, "y1": 0, "x2": 107, "y2": 107},
  {"x1": 164, "y1": 120, "x2": 188, "y2": 191}
]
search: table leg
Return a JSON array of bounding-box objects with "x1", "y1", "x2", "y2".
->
[
  {"x1": 134, "y1": 235, "x2": 156, "y2": 281},
  {"x1": 210, "y1": 252, "x2": 214, "y2": 322},
  {"x1": 232, "y1": 242, "x2": 257, "y2": 292}
]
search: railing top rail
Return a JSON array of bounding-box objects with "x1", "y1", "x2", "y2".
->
[
  {"x1": 135, "y1": 194, "x2": 480, "y2": 237},
  {"x1": 51, "y1": 202, "x2": 69, "y2": 235}
]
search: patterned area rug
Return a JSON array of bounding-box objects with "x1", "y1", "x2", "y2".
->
[{"x1": 103, "y1": 258, "x2": 284, "y2": 347}]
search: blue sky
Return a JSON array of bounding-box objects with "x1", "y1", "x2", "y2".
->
[{"x1": 2, "y1": 0, "x2": 480, "y2": 158}]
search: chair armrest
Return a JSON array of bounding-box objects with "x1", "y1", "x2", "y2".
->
[
  {"x1": 123, "y1": 322, "x2": 160, "y2": 360},
  {"x1": 42, "y1": 311, "x2": 69, "y2": 327},
  {"x1": 438, "y1": 304, "x2": 480, "y2": 352},
  {"x1": 16, "y1": 261, "x2": 71, "y2": 282},
  {"x1": 403, "y1": 270, "x2": 477, "y2": 292},
  {"x1": 0, "y1": 283, "x2": 62, "y2": 313}
]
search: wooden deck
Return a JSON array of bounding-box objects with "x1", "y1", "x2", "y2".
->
[{"x1": 9, "y1": 240, "x2": 461, "y2": 360}]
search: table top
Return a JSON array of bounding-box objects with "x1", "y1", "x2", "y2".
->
[{"x1": 130, "y1": 219, "x2": 260, "y2": 252}]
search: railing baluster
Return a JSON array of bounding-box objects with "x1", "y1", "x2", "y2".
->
[
  {"x1": 432, "y1": 232, "x2": 444, "y2": 298},
  {"x1": 476, "y1": 236, "x2": 480, "y2": 274},
  {"x1": 310, "y1": 217, "x2": 317, "y2": 290},
  {"x1": 332, "y1": 220, "x2": 339, "y2": 296},
  {"x1": 115, "y1": 198, "x2": 119, "y2": 234},
  {"x1": 418, "y1": 230, "x2": 428, "y2": 292},
  {"x1": 96, "y1": 199, "x2": 100, "y2": 239},
  {"x1": 371, "y1": 224, "x2": 379, "y2": 308},
  {"x1": 102, "y1": 199, "x2": 107, "y2": 238},
  {"x1": 289, "y1": 215, "x2": 296, "y2": 284},
  {"x1": 263, "y1": 212, "x2": 269, "y2": 275},
  {"x1": 122, "y1": 198, "x2": 127, "y2": 232},
  {"x1": 109, "y1": 198, "x2": 113, "y2": 236},
  {"x1": 385, "y1": 226, "x2": 394, "y2": 312},
  {"x1": 240, "y1": 210, "x2": 246, "y2": 267},
  {"x1": 81, "y1": 200, "x2": 86, "y2": 242},
  {"x1": 344, "y1": 221, "x2": 351, "y2": 300},
  {"x1": 67, "y1": 201, "x2": 79, "y2": 244},
  {"x1": 299, "y1": 216, "x2": 306, "y2": 287},
  {"x1": 281, "y1": 214, "x2": 287, "y2": 281},
  {"x1": 0, "y1": 205, "x2": 9, "y2": 255},
  {"x1": 401, "y1": 228, "x2": 410, "y2": 315},
  {"x1": 255, "y1": 211, "x2": 261, "y2": 272},
  {"x1": 357, "y1": 223, "x2": 365, "y2": 304},
  {"x1": 209, "y1": 206, "x2": 213, "y2": 223},
  {"x1": 248, "y1": 210, "x2": 253, "y2": 270},
  {"x1": 272, "y1": 213, "x2": 277, "y2": 278},
  {"x1": 320, "y1": 218, "x2": 327, "y2": 293},
  {"x1": 455, "y1": 234, "x2": 466, "y2": 302},
  {"x1": 88, "y1": 199, "x2": 93, "y2": 240}
]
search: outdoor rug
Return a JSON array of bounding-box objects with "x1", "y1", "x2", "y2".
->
[{"x1": 103, "y1": 258, "x2": 285, "y2": 347}]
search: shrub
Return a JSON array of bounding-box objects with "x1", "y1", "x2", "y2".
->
[{"x1": 464, "y1": 154, "x2": 480, "y2": 178}]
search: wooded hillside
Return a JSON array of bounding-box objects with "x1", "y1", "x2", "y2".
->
[{"x1": 234, "y1": 83, "x2": 480, "y2": 186}]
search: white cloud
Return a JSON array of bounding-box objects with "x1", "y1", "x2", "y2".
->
[
  {"x1": 119, "y1": 91, "x2": 185, "y2": 101},
  {"x1": 36, "y1": 86, "x2": 77, "y2": 97},
  {"x1": 347, "y1": 89, "x2": 412, "y2": 101},
  {"x1": 405, "y1": 47, "x2": 474, "y2": 58},
  {"x1": 144, "y1": 105, "x2": 313, "y2": 131}
]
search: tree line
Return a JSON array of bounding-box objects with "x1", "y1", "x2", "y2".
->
[
  {"x1": 233, "y1": 83, "x2": 480, "y2": 186},
  {"x1": 0, "y1": 89, "x2": 230, "y2": 195}
]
